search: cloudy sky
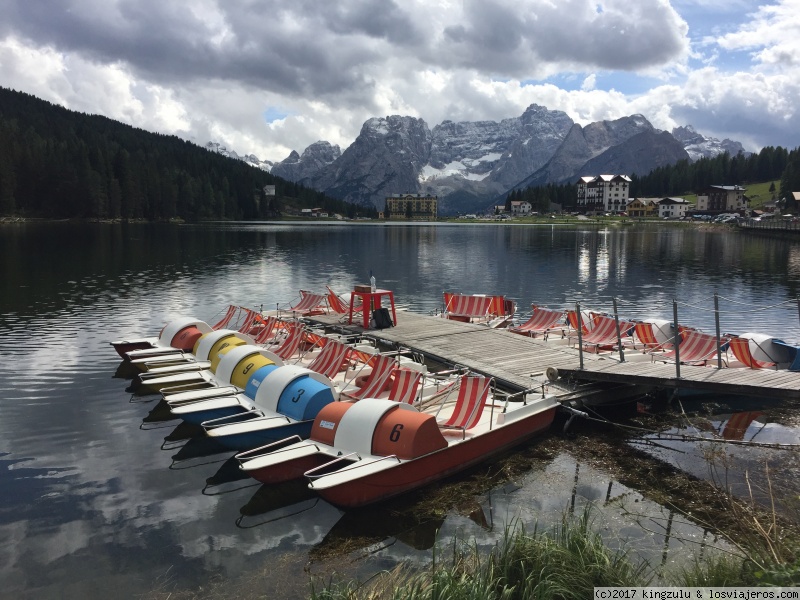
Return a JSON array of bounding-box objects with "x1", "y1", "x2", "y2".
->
[{"x1": 1, "y1": 0, "x2": 797, "y2": 163}]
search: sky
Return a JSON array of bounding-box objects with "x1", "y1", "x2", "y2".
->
[{"x1": 0, "y1": 0, "x2": 798, "y2": 163}]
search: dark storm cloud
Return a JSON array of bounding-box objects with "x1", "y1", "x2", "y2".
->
[
  {"x1": 0, "y1": 0, "x2": 392, "y2": 97},
  {"x1": 0, "y1": 0, "x2": 688, "y2": 99},
  {"x1": 436, "y1": 0, "x2": 689, "y2": 75}
]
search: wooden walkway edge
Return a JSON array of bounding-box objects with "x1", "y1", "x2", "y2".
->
[{"x1": 308, "y1": 310, "x2": 800, "y2": 403}]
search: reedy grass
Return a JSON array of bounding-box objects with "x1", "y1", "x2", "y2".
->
[
  {"x1": 311, "y1": 495, "x2": 800, "y2": 600},
  {"x1": 311, "y1": 508, "x2": 653, "y2": 600}
]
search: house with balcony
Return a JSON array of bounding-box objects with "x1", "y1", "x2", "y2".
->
[
  {"x1": 576, "y1": 175, "x2": 632, "y2": 214},
  {"x1": 695, "y1": 185, "x2": 747, "y2": 214},
  {"x1": 626, "y1": 197, "x2": 659, "y2": 218}
]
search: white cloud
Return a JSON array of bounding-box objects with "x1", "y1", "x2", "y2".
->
[{"x1": 0, "y1": 0, "x2": 797, "y2": 163}]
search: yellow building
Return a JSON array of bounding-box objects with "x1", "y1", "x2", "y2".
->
[
  {"x1": 626, "y1": 197, "x2": 659, "y2": 218},
  {"x1": 385, "y1": 193, "x2": 438, "y2": 221}
]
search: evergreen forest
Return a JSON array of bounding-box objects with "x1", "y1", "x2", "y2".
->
[
  {"x1": 0, "y1": 87, "x2": 375, "y2": 221},
  {"x1": 2, "y1": 85, "x2": 799, "y2": 220}
]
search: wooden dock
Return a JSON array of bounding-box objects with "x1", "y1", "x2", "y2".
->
[{"x1": 308, "y1": 310, "x2": 800, "y2": 403}]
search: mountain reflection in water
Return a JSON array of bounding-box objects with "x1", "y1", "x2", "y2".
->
[{"x1": 1, "y1": 222, "x2": 798, "y2": 598}]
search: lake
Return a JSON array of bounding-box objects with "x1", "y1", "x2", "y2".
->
[{"x1": 1, "y1": 221, "x2": 799, "y2": 598}]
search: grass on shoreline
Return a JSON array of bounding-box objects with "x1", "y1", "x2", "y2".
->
[{"x1": 310, "y1": 504, "x2": 798, "y2": 600}]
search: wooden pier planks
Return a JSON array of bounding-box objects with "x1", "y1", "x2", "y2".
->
[{"x1": 309, "y1": 310, "x2": 800, "y2": 402}]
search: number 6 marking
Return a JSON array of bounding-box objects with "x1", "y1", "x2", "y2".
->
[{"x1": 389, "y1": 423, "x2": 403, "y2": 442}]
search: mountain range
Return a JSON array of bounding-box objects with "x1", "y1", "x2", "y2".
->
[{"x1": 209, "y1": 107, "x2": 748, "y2": 215}]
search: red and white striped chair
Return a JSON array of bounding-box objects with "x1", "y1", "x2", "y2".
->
[{"x1": 436, "y1": 375, "x2": 493, "y2": 439}]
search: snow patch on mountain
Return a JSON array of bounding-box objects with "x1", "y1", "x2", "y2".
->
[{"x1": 205, "y1": 142, "x2": 273, "y2": 172}]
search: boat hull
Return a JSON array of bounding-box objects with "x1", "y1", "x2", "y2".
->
[
  {"x1": 312, "y1": 404, "x2": 556, "y2": 508},
  {"x1": 248, "y1": 453, "x2": 332, "y2": 484},
  {"x1": 176, "y1": 406, "x2": 247, "y2": 426},
  {"x1": 111, "y1": 340, "x2": 155, "y2": 358},
  {"x1": 210, "y1": 420, "x2": 315, "y2": 451}
]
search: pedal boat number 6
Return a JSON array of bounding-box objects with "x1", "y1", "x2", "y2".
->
[{"x1": 237, "y1": 388, "x2": 558, "y2": 508}]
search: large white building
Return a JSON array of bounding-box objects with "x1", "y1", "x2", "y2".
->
[
  {"x1": 695, "y1": 185, "x2": 746, "y2": 214},
  {"x1": 576, "y1": 175, "x2": 632, "y2": 213},
  {"x1": 656, "y1": 197, "x2": 691, "y2": 219}
]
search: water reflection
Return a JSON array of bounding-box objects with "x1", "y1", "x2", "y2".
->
[
  {"x1": 634, "y1": 399, "x2": 800, "y2": 515},
  {"x1": 1, "y1": 222, "x2": 798, "y2": 598}
]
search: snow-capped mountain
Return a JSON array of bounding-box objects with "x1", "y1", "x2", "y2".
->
[
  {"x1": 671, "y1": 126, "x2": 749, "y2": 162},
  {"x1": 207, "y1": 109, "x2": 750, "y2": 215},
  {"x1": 204, "y1": 142, "x2": 274, "y2": 172}
]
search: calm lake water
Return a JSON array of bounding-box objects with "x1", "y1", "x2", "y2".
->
[{"x1": 2, "y1": 221, "x2": 800, "y2": 598}]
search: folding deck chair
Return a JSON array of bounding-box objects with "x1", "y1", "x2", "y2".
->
[
  {"x1": 510, "y1": 306, "x2": 566, "y2": 339},
  {"x1": 326, "y1": 286, "x2": 364, "y2": 323},
  {"x1": 211, "y1": 305, "x2": 239, "y2": 330},
  {"x1": 436, "y1": 375, "x2": 493, "y2": 439},
  {"x1": 443, "y1": 293, "x2": 493, "y2": 323},
  {"x1": 305, "y1": 338, "x2": 354, "y2": 379},
  {"x1": 385, "y1": 368, "x2": 424, "y2": 404},
  {"x1": 650, "y1": 329, "x2": 729, "y2": 366},
  {"x1": 264, "y1": 323, "x2": 307, "y2": 361},
  {"x1": 339, "y1": 354, "x2": 398, "y2": 400},
  {"x1": 632, "y1": 321, "x2": 670, "y2": 350},
  {"x1": 565, "y1": 310, "x2": 595, "y2": 335},
  {"x1": 569, "y1": 315, "x2": 635, "y2": 352},
  {"x1": 278, "y1": 290, "x2": 328, "y2": 318},
  {"x1": 728, "y1": 336, "x2": 777, "y2": 369},
  {"x1": 252, "y1": 315, "x2": 280, "y2": 345},
  {"x1": 235, "y1": 307, "x2": 263, "y2": 335}
]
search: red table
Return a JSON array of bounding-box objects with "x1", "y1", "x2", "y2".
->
[{"x1": 349, "y1": 289, "x2": 397, "y2": 329}]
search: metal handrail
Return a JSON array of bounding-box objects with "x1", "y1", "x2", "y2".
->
[{"x1": 304, "y1": 452, "x2": 361, "y2": 479}]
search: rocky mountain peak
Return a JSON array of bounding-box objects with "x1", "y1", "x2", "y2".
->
[
  {"x1": 204, "y1": 141, "x2": 273, "y2": 171},
  {"x1": 271, "y1": 141, "x2": 341, "y2": 183},
  {"x1": 671, "y1": 125, "x2": 748, "y2": 161}
]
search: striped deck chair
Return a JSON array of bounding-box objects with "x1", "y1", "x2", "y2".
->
[
  {"x1": 236, "y1": 307, "x2": 261, "y2": 334},
  {"x1": 265, "y1": 323, "x2": 306, "y2": 361},
  {"x1": 280, "y1": 290, "x2": 328, "y2": 317},
  {"x1": 339, "y1": 354, "x2": 398, "y2": 400},
  {"x1": 651, "y1": 329, "x2": 729, "y2": 366},
  {"x1": 509, "y1": 306, "x2": 566, "y2": 339},
  {"x1": 306, "y1": 339, "x2": 353, "y2": 379},
  {"x1": 436, "y1": 375, "x2": 492, "y2": 439},
  {"x1": 252, "y1": 315, "x2": 280, "y2": 345},
  {"x1": 570, "y1": 315, "x2": 635, "y2": 352},
  {"x1": 444, "y1": 293, "x2": 493, "y2": 323},
  {"x1": 211, "y1": 305, "x2": 239, "y2": 330},
  {"x1": 633, "y1": 321, "x2": 667, "y2": 350},
  {"x1": 728, "y1": 337, "x2": 777, "y2": 369},
  {"x1": 326, "y1": 286, "x2": 363, "y2": 323},
  {"x1": 386, "y1": 368, "x2": 423, "y2": 404},
  {"x1": 565, "y1": 310, "x2": 594, "y2": 335}
]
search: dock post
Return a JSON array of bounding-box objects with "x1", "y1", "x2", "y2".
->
[
  {"x1": 672, "y1": 300, "x2": 681, "y2": 379},
  {"x1": 613, "y1": 297, "x2": 624, "y2": 363},
  {"x1": 714, "y1": 292, "x2": 723, "y2": 369},
  {"x1": 576, "y1": 302, "x2": 584, "y2": 370}
]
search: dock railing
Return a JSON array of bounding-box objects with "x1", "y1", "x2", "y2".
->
[{"x1": 570, "y1": 293, "x2": 800, "y2": 379}]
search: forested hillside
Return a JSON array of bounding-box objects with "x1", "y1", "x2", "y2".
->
[{"x1": 0, "y1": 87, "x2": 372, "y2": 220}]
